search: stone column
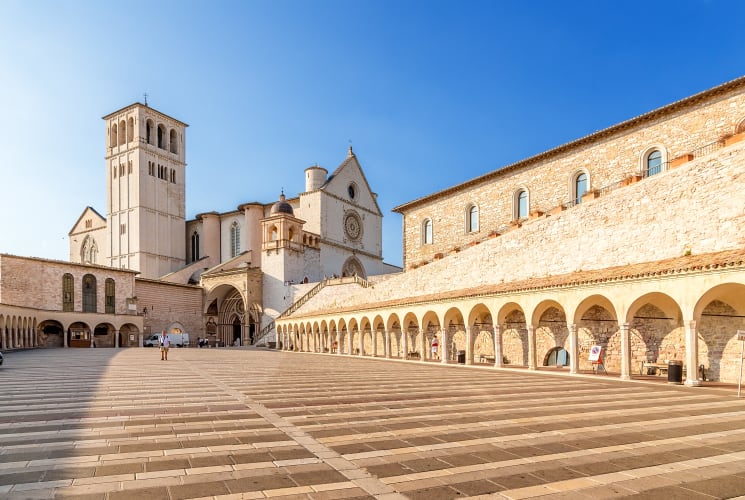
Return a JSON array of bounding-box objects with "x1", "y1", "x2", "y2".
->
[
  {"x1": 372, "y1": 331, "x2": 378, "y2": 357},
  {"x1": 493, "y1": 325, "x2": 503, "y2": 368},
  {"x1": 527, "y1": 325, "x2": 537, "y2": 370},
  {"x1": 685, "y1": 320, "x2": 701, "y2": 387},
  {"x1": 90, "y1": 330, "x2": 95, "y2": 348},
  {"x1": 402, "y1": 330, "x2": 408, "y2": 360},
  {"x1": 419, "y1": 331, "x2": 426, "y2": 361},
  {"x1": 464, "y1": 327, "x2": 473, "y2": 365},
  {"x1": 568, "y1": 323, "x2": 578, "y2": 374},
  {"x1": 115, "y1": 330, "x2": 120, "y2": 348},
  {"x1": 441, "y1": 329, "x2": 449, "y2": 364},
  {"x1": 358, "y1": 330, "x2": 364, "y2": 356},
  {"x1": 384, "y1": 329, "x2": 390, "y2": 358},
  {"x1": 620, "y1": 323, "x2": 631, "y2": 380}
]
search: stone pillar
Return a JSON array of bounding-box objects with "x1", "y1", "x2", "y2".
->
[
  {"x1": 493, "y1": 325, "x2": 503, "y2": 368},
  {"x1": 402, "y1": 330, "x2": 408, "y2": 360},
  {"x1": 685, "y1": 320, "x2": 701, "y2": 387},
  {"x1": 358, "y1": 330, "x2": 364, "y2": 356},
  {"x1": 568, "y1": 323, "x2": 578, "y2": 374},
  {"x1": 464, "y1": 327, "x2": 473, "y2": 365},
  {"x1": 527, "y1": 325, "x2": 537, "y2": 370},
  {"x1": 115, "y1": 330, "x2": 120, "y2": 348},
  {"x1": 384, "y1": 329, "x2": 390, "y2": 358},
  {"x1": 90, "y1": 331, "x2": 95, "y2": 348},
  {"x1": 419, "y1": 331, "x2": 426, "y2": 361},
  {"x1": 441, "y1": 329, "x2": 449, "y2": 364},
  {"x1": 620, "y1": 323, "x2": 631, "y2": 380},
  {"x1": 372, "y1": 331, "x2": 378, "y2": 357}
]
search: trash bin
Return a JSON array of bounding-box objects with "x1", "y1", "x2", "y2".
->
[
  {"x1": 667, "y1": 360, "x2": 683, "y2": 384},
  {"x1": 457, "y1": 350, "x2": 466, "y2": 364}
]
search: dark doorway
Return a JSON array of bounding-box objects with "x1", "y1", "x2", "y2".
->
[{"x1": 232, "y1": 318, "x2": 241, "y2": 346}]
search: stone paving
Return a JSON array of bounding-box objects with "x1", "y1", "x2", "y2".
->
[{"x1": 2, "y1": 349, "x2": 745, "y2": 499}]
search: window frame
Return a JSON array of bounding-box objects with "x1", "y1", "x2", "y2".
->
[
  {"x1": 62, "y1": 273, "x2": 74, "y2": 312},
  {"x1": 105, "y1": 278, "x2": 115, "y2": 314},
  {"x1": 422, "y1": 218, "x2": 433, "y2": 245},
  {"x1": 514, "y1": 188, "x2": 529, "y2": 220},
  {"x1": 230, "y1": 221, "x2": 241, "y2": 258},
  {"x1": 466, "y1": 204, "x2": 479, "y2": 233}
]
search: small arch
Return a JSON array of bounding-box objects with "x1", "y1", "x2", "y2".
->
[
  {"x1": 157, "y1": 124, "x2": 166, "y2": 149},
  {"x1": 341, "y1": 256, "x2": 366, "y2": 279},
  {"x1": 422, "y1": 218, "x2": 433, "y2": 245},
  {"x1": 169, "y1": 129, "x2": 178, "y2": 154},
  {"x1": 640, "y1": 146, "x2": 666, "y2": 178},
  {"x1": 736, "y1": 118, "x2": 745, "y2": 135},
  {"x1": 466, "y1": 204, "x2": 479, "y2": 233},
  {"x1": 571, "y1": 169, "x2": 589, "y2": 205},
  {"x1": 104, "y1": 278, "x2": 115, "y2": 314},
  {"x1": 62, "y1": 273, "x2": 74, "y2": 312},
  {"x1": 82, "y1": 274, "x2": 97, "y2": 313},
  {"x1": 191, "y1": 231, "x2": 200, "y2": 262},
  {"x1": 230, "y1": 221, "x2": 240, "y2": 258},
  {"x1": 544, "y1": 347, "x2": 570, "y2": 366},
  {"x1": 514, "y1": 188, "x2": 529, "y2": 220},
  {"x1": 270, "y1": 225, "x2": 278, "y2": 241},
  {"x1": 118, "y1": 120, "x2": 126, "y2": 145},
  {"x1": 127, "y1": 117, "x2": 134, "y2": 143},
  {"x1": 146, "y1": 119, "x2": 154, "y2": 144},
  {"x1": 110, "y1": 124, "x2": 118, "y2": 147}
]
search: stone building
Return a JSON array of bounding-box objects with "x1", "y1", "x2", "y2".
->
[
  {"x1": 0, "y1": 254, "x2": 142, "y2": 349},
  {"x1": 65, "y1": 103, "x2": 399, "y2": 346},
  {"x1": 275, "y1": 75, "x2": 745, "y2": 385}
]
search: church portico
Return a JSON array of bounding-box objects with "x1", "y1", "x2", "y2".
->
[{"x1": 278, "y1": 254, "x2": 745, "y2": 385}]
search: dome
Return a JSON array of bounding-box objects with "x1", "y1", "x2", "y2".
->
[{"x1": 270, "y1": 193, "x2": 294, "y2": 216}]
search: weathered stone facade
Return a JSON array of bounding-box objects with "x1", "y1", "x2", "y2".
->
[
  {"x1": 395, "y1": 78, "x2": 745, "y2": 269},
  {"x1": 276, "y1": 77, "x2": 745, "y2": 385}
]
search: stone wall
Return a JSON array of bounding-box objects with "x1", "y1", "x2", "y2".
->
[
  {"x1": 400, "y1": 84, "x2": 745, "y2": 267},
  {"x1": 0, "y1": 254, "x2": 137, "y2": 313},
  {"x1": 296, "y1": 141, "x2": 745, "y2": 315},
  {"x1": 136, "y1": 278, "x2": 204, "y2": 338}
]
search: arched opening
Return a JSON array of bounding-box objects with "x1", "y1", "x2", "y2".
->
[
  {"x1": 110, "y1": 124, "x2": 118, "y2": 147},
  {"x1": 341, "y1": 256, "x2": 366, "y2": 279},
  {"x1": 82, "y1": 274, "x2": 97, "y2": 313},
  {"x1": 515, "y1": 189, "x2": 529, "y2": 220},
  {"x1": 169, "y1": 129, "x2": 178, "y2": 153},
  {"x1": 544, "y1": 347, "x2": 570, "y2": 366},
  {"x1": 157, "y1": 124, "x2": 166, "y2": 149},
  {"x1": 119, "y1": 120, "x2": 126, "y2": 145},
  {"x1": 232, "y1": 316, "x2": 242, "y2": 346},
  {"x1": 127, "y1": 117, "x2": 134, "y2": 143},
  {"x1": 146, "y1": 119, "x2": 154, "y2": 144}
]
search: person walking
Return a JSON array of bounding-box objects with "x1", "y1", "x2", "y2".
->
[{"x1": 159, "y1": 330, "x2": 171, "y2": 361}]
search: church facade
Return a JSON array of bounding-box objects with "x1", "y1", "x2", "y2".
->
[
  {"x1": 65, "y1": 103, "x2": 399, "y2": 346},
  {"x1": 274, "y1": 76, "x2": 745, "y2": 385}
]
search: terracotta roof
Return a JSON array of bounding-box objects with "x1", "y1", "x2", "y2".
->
[
  {"x1": 393, "y1": 75, "x2": 745, "y2": 213},
  {"x1": 286, "y1": 247, "x2": 745, "y2": 319}
]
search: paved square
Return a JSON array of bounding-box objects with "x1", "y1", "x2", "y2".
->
[{"x1": 2, "y1": 348, "x2": 745, "y2": 499}]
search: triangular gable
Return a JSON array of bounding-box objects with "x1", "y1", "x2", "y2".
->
[
  {"x1": 322, "y1": 148, "x2": 382, "y2": 215},
  {"x1": 69, "y1": 206, "x2": 107, "y2": 236}
]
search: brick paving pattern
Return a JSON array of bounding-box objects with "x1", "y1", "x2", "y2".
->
[{"x1": 2, "y1": 348, "x2": 745, "y2": 499}]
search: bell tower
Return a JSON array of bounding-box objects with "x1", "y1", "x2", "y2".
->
[{"x1": 103, "y1": 103, "x2": 188, "y2": 278}]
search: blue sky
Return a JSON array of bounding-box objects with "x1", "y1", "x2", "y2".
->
[{"x1": 0, "y1": 0, "x2": 743, "y2": 267}]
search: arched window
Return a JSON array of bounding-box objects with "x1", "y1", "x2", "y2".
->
[
  {"x1": 62, "y1": 273, "x2": 74, "y2": 312},
  {"x1": 127, "y1": 117, "x2": 134, "y2": 143},
  {"x1": 110, "y1": 124, "x2": 117, "y2": 147},
  {"x1": 515, "y1": 189, "x2": 529, "y2": 220},
  {"x1": 82, "y1": 274, "x2": 97, "y2": 313},
  {"x1": 191, "y1": 231, "x2": 200, "y2": 262},
  {"x1": 105, "y1": 278, "x2": 115, "y2": 314},
  {"x1": 157, "y1": 124, "x2": 165, "y2": 149},
  {"x1": 422, "y1": 219, "x2": 433, "y2": 245},
  {"x1": 146, "y1": 119, "x2": 154, "y2": 144},
  {"x1": 646, "y1": 149, "x2": 662, "y2": 177},
  {"x1": 574, "y1": 172, "x2": 588, "y2": 204},
  {"x1": 230, "y1": 221, "x2": 241, "y2": 258},
  {"x1": 466, "y1": 205, "x2": 479, "y2": 233},
  {"x1": 169, "y1": 129, "x2": 178, "y2": 154},
  {"x1": 81, "y1": 235, "x2": 98, "y2": 264},
  {"x1": 270, "y1": 226, "x2": 278, "y2": 241},
  {"x1": 119, "y1": 120, "x2": 126, "y2": 145}
]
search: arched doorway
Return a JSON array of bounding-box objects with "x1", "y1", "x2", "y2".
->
[{"x1": 232, "y1": 316, "x2": 241, "y2": 346}]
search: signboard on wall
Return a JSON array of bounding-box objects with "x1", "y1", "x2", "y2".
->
[{"x1": 588, "y1": 345, "x2": 602, "y2": 362}]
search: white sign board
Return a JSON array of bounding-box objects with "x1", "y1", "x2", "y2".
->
[{"x1": 588, "y1": 345, "x2": 602, "y2": 362}]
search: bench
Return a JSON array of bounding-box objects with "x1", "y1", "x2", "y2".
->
[
  {"x1": 408, "y1": 352, "x2": 420, "y2": 359},
  {"x1": 641, "y1": 361, "x2": 686, "y2": 377},
  {"x1": 479, "y1": 355, "x2": 495, "y2": 364}
]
